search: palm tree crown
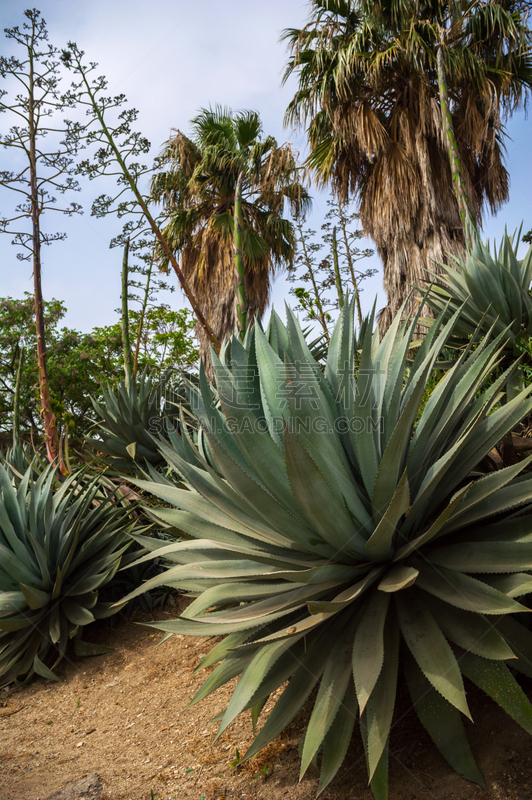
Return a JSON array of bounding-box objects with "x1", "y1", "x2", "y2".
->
[
  {"x1": 283, "y1": 0, "x2": 532, "y2": 328},
  {"x1": 151, "y1": 107, "x2": 311, "y2": 362}
]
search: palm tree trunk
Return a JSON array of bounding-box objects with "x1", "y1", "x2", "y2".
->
[
  {"x1": 436, "y1": 46, "x2": 476, "y2": 244},
  {"x1": 234, "y1": 171, "x2": 247, "y2": 340},
  {"x1": 121, "y1": 238, "x2": 134, "y2": 385},
  {"x1": 29, "y1": 51, "x2": 60, "y2": 464},
  {"x1": 332, "y1": 226, "x2": 344, "y2": 309}
]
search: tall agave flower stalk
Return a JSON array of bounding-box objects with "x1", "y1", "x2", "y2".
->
[
  {"x1": 122, "y1": 304, "x2": 532, "y2": 798},
  {"x1": 436, "y1": 45, "x2": 477, "y2": 244},
  {"x1": 121, "y1": 238, "x2": 134, "y2": 385},
  {"x1": 234, "y1": 171, "x2": 247, "y2": 339}
]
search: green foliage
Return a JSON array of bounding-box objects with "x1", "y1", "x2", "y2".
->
[
  {"x1": 122, "y1": 303, "x2": 532, "y2": 798},
  {"x1": 0, "y1": 294, "x2": 123, "y2": 443},
  {"x1": 0, "y1": 464, "x2": 137, "y2": 686},
  {"x1": 130, "y1": 306, "x2": 198, "y2": 372},
  {"x1": 0, "y1": 294, "x2": 198, "y2": 447}
]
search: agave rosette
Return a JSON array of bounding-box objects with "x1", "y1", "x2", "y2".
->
[
  {"x1": 124, "y1": 303, "x2": 532, "y2": 798},
  {"x1": 88, "y1": 368, "x2": 184, "y2": 471},
  {"x1": 0, "y1": 466, "x2": 136, "y2": 685},
  {"x1": 424, "y1": 231, "x2": 532, "y2": 350}
]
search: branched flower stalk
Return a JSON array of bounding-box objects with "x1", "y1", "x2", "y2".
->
[
  {"x1": 0, "y1": 10, "x2": 82, "y2": 468},
  {"x1": 61, "y1": 43, "x2": 219, "y2": 351}
]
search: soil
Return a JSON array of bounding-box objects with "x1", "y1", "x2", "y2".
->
[{"x1": 1, "y1": 601, "x2": 532, "y2": 800}]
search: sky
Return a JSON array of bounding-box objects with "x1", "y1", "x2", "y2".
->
[{"x1": 0, "y1": 0, "x2": 530, "y2": 335}]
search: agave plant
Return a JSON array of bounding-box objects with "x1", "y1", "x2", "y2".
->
[
  {"x1": 0, "y1": 466, "x2": 137, "y2": 685},
  {"x1": 87, "y1": 368, "x2": 188, "y2": 472},
  {"x1": 122, "y1": 302, "x2": 532, "y2": 798},
  {"x1": 0, "y1": 439, "x2": 45, "y2": 484},
  {"x1": 424, "y1": 231, "x2": 532, "y2": 357}
]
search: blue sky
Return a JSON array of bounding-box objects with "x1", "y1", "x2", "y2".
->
[{"x1": 0, "y1": 1, "x2": 530, "y2": 334}]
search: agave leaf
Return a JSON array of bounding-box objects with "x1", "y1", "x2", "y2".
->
[
  {"x1": 353, "y1": 592, "x2": 390, "y2": 713},
  {"x1": 460, "y1": 651, "x2": 532, "y2": 735},
  {"x1": 484, "y1": 573, "x2": 532, "y2": 597},
  {"x1": 362, "y1": 615, "x2": 399, "y2": 781},
  {"x1": 207, "y1": 431, "x2": 330, "y2": 555},
  {"x1": 365, "y1": 470, "x2": 409, "y2": 562},
  {"x1": 371, "y1": 362, "x2": 432, "y2": 520},
  {"x1": 0, "y1": 543, "x2": 39, "y2": 586},
  {"x1": 425, "y1": 595, "x2": 515, "y2": 660},
  {"x1": 404, "y1": 650, "x2": 484, "y2": 786},
  {"x1": 241, "y1": 623, "x2": 340, "y2": 761},
  {"x1": 183, "y1": 580, "x2": 308, "y2": 618},
  {"x1": 251, "y1": 697, "x2": 268, "y2": 731},
  {"x1": 131, "y1": 477, "x2": 294, "y2": 550},
  {"x1": 61, "y1": 598, "x2": 95, "y2": 626},
  {"x1": 73, "y1": 639, "x2": 112, "y2": 657},
  {"x1": 19, "y1": 583, "x2": 50, "y2": 610},
  {"x1": 244, "y1": 643, "x2": 307, "y2": 718},
  {"x1": 427, "y1": 541, "x2": 532, "y2": 573},
  {"x1": 300, "y1": 626, "x2": 355, "y2": 776},
  {"x1": 194, "y1": 631, "x2": 251, "y2": 671},
  {"x1": 441, "y1": 456, "x2": 532, "y2": 533},
  {"x1": 0, "y1": 591, "x2": 26, "y2": 615},
  {"x1": 33, "y1": 653, "x2": 60, "y2": 682},
  {"x1": 0, "y1": 615, "x2": 35, "y2": 631},
  {"x1": 218, "y1": 636, "x2": 302, "y2": 740},
  {"x1": 306, "y1": 567, "x2": 382, "y2": 613},
  {"x1": 378, "y1": 565, "x2": 419, "y2": 593},
  {"x1": 318, "y1": 680, "x2": 358, "y2": 795},
  {"x1": 393, "y1": 486, "x2": 469, "y2": 560},
  {"x1": 254, "y1": 323, "x2": 288, "y2": 445},
  {"x1": 396, "y1": 591, "x2": 470, "y2": 717},
  {"x1": 416, "y1": 562, "x2": 527, "y2": 615},
  {"x1": 447, "y1": 475, "x2": 532, "y2": 529},
  {"x1": 283, "y1": 422, "x2": 361, "y2": 553},
  {"x1": 494, "y1": 617, "x2": 532, "y2": 680},
  {"x1": 189, "y1": 650, "x2": 256, "y2": 708}
]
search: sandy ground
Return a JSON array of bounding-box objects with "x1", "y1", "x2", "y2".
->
[{"x1": 1, "y1": 604, "x2": 532, "y2": 800}]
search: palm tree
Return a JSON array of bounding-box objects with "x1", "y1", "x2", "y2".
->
[
  {"x1": 283, "y1": 0, "x2": 532, "y2": 329},
  {"x1": 151, "y1": 107, "x2": 311, "y2": 364}
]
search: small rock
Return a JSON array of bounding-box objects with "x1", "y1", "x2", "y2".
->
[{"x1": 43, "y1": 773, "x2": 104, "y2": 800}]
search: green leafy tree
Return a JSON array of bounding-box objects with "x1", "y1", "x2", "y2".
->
[
  {"x1": 0, "y1": 295, "x2": 197, "y2": 446},
  {"x1": 150, "y1": 106, "x2": 311, "y2": 365},
  {"x1": 129, "y1": 306, "x2": 198, "y2": 372},
  {"x1": 283, "y1": 0, "x2": 532, "y2": 328}
]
